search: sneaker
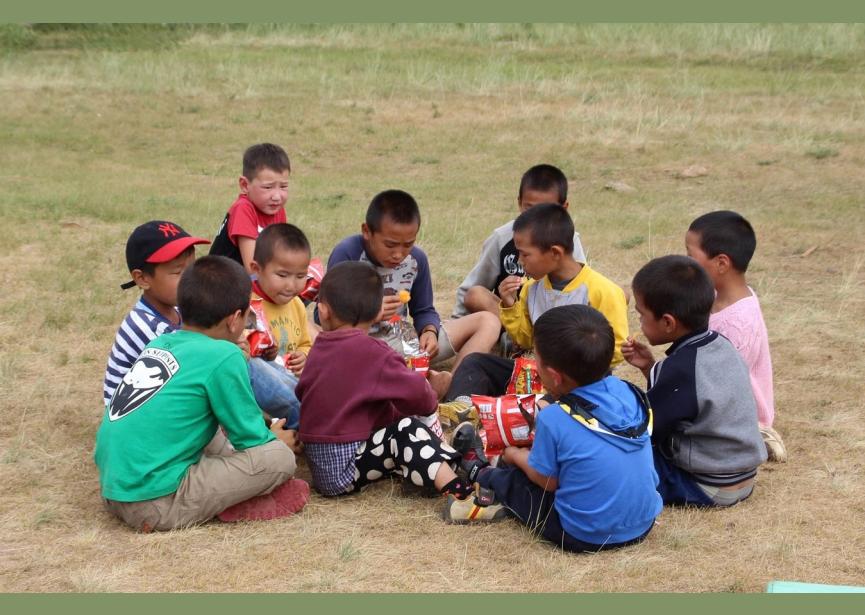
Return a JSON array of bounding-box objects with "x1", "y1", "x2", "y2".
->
[
  {"x1": 450, "y1": 421, "x2": 489, "y2": 481},
  {"x1": 760, "y1": 426, "x2": 788, "y2": 463},
  {"x1": 437, "y1": 397, "x2": 477, "y2": 429},
  {"x1": 443, "y1": 491, "x2": 508, "y2": 524},
  {"x1": 217, "y1": 478, "x2": 310, "y2": 523}
]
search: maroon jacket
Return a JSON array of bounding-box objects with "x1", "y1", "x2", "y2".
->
[{"x1": 296, "y1": 328, "x2": 438, "y2": 444}]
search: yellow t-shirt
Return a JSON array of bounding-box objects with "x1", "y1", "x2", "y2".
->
[
  {"x1": 500, "y1": 264, "x2": 628, "y2": 365},
  {"x1": 251, "y1": 292, "x2": 312, "y2": 357}
]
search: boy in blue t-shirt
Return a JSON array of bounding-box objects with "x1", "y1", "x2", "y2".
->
[{"x1": 444, "y1": 305, "x2": 662, "y2": 553}]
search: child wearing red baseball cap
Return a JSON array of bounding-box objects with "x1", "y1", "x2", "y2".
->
[{"x1": 103, "y1": 220, "x2": 210, "y2": 405}]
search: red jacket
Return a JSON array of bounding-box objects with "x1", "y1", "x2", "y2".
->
[{"x1": 296, "y1": 329, "x2": 437, "y2": 443}]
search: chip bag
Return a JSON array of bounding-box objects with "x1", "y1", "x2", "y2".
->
[
  {"x1": 382, "y1": 314, "x2": 430, "y2": 376},
  {"x1": 245, "y1": 298, "x2": 276, "y2": 358},
  {"x1": 299, "y1": 257, "x2": 325, "y2": 302},
  {"x1": 471, "y1": 394, "x2": 540, "y2": 461},
  {"x1": 506, "y1": 356, "x2": 543, "y2": 395}
]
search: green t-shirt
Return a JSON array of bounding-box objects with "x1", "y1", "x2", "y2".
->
[{"x1": 95, "y1": 329, "x2": 275, "y2": 502}]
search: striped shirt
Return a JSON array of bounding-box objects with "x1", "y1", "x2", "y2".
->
[{"x1": 102, "y1": 298, "x2": 180, "y2": 404}]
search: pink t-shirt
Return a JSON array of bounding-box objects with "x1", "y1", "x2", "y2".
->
[{"x1": 709, "y1": 289, "x2": 775, "y2": 427}]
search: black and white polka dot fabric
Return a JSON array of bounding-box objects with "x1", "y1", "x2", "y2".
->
[{"x1": 352, "y1": 417, "x2": 459, "y2": 492}]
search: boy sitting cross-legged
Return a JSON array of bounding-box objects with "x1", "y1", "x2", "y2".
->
[
  {"x1": 441, "y1": 204, "x2": 628, "y2": 421},
  {"x1": 444, "y1": 304, "x2": 662, "y2": 554},
  {"x1": 244, "y1": 223, "x2": 313, "y2": 435},
  {"x1": 622, "y1": 255, "x2": 767, "y2": 507},
  {"x1": 297, "y1": 262, "x2": 476, "y2": 500},
  {"x1": 326, "y1": 189, "x2": 500, "y2": 376},
  {"x1": 686, "y1": 211, "x2": 786, "y2": 462},
  {"x1": 103, "y1": 220, "x2": 210, "y2": 405},
  {"x1": 95, "y1": 256, "x2": 309, "y2": 531},
  {"x1": 452, "y1": 164, "x2": 587, "y2": 318}
]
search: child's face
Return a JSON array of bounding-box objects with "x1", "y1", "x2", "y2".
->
[
  {"x1": 685, "y1": 231, "x2": 720, "y2": 286},
  {"x1": 361, "y1": 216, "x2": 418, "y2": 269},
  {"x1": 513, "y1": 229, "x2": 559, "y2": 280},
  {"x1": 518, "y1": 188, "x2": 562, "y2": 213},
  {"x1": 254, "y1": 246, "x2": 310, "y2": 305},
  {"x1": 534, "y1": 350, "x2": 566, "y2": 397},
  {"x1": 241, "y1": 167, "x2": 290, "y2": 216},
  {"x1": 634, "y1": 291, "x2": 672, "y2": 346},
  {"x1": 139, "y1": 249, "x2": 195, "y2": 310}
]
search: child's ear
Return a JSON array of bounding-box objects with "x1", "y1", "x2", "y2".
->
[
  {"x1": 131, "y1": 269, "x2": 150, "y2": 290},
  {"x1": 317, "y1": 302, "x2": 331, "y2": 323},
  {"x1": 549, "y1": 245, "x2": 566, "y2": 260},
  {"x1": 560, "y1": 200, "x2": 570, "y2": 210},
  {"x1": 238, "y1": 175, "x2": 250, "y2": 194},
  {"x1": 715, "y1": 253, "x2": 731, "y2": 275},
  {"x1": 227, "y1": 308, "x2": 247, "y2": 336},
  {"x1": 661, "y1": 313, "x2": 678, "y2": 332},
  {"x1": 249, "y1": 260, "x2": 261, "y2": 275},
  {"x1": 361, "y1": 223, "x2": 372, "y2": 241}
]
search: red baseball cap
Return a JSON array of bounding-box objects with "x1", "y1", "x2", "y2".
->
[{"x1": 120, "y1": 220, "x2": 211, "y2": 290}]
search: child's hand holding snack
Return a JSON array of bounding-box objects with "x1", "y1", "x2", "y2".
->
[
  {"x1": 418, "y1": 326, "x2": 439, "y2": 359},
  {"x1": 498, "y1": 275, "x2": 525, "y2": 308},
  {"x1": 285, "y1": 351, "x2": 306, "y2": 375},
  {"x1": 377, "y1": 292, "x2": 404, "y2": 323},
  {"x1": 621, "y1": 335, "x2": 655, "y2": 376},
  {"x1": 260, "y1": 344, "x2": 279, "y2": 362}
]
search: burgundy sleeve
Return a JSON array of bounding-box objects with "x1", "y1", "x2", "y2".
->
[{"x1": 372, "y1": 350, "x2": 438, "y2": 417}]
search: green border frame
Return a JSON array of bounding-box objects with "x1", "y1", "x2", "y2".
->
[
  {"x1": 2, "y1": 0, "x2": 865, "y2": 22},
  {"x1": 3, "y1": 0, "x2": 865, "y2": 609}
]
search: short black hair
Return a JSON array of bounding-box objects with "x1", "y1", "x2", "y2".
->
[
  {"x1": 365, "y1": 189, "x2": 421, "y2": 233},
  {"x1": 632, "y1": 255, "x2": 714, "y2": 331},
  {"x1": 242, "y1": 143, "x2": 291, "y2": 179},
  {"x1": 688, "y1": 210, "x2": 756, "y2": 273},
  {"x1": 518, "y1": 164, "x2": 568, "y2": 204},
  {"x1": 178, "y1": 256, "x2": 251, "y2": 329},
  {"x1": 534, "y1": 305, "x2": 614, "y2": 386},
  {"x1": 512, "y1": 203, "x2": 574, "y2": 253},
  {"x1": 253, "y1": 223, "x2": 311, "y2": 266},
  {"x1": 318, "y1": 262, "x2": 383, "y2": 326}
]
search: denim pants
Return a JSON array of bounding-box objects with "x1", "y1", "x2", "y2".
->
[
  {"x1": 247, "y1": 358, "x2": 300, "y2": 430},
  {"x1": 478, "y1": 466, "x2": 653, "y2": 553},
  {"x1": 651, "y1": 448, "x2": 715, "y2": 507}
]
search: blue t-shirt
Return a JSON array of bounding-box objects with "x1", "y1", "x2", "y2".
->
[{"x1": 528, "y1": 376, "x2": 663, "y2": 545}]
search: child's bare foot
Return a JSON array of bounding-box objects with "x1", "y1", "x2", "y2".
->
[{"x1": 428, "y1": 370, "x2": 452, "y2": 401}]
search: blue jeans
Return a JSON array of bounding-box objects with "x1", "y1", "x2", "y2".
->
[
  {"x1": 478, "y1": 466, "x2": 653, "y2": 553},
  {"x1": 247, "y1": 358, "x2": 300, "y2": 430},
  {"x1": 652, "y1": 447, "x2": 714, "y2": 507}
]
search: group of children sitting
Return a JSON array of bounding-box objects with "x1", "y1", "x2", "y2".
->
[{"x1": 95, "y1": 143, "x2": 785, "y2": 552}]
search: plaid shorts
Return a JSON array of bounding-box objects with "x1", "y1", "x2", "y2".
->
[{"x1": 304, "y1": 441, "x2": 363, "y2": 496}]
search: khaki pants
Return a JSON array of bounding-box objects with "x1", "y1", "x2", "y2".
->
[{"x1": 105, "y1": 432, "x2": 296, "y2": 531}]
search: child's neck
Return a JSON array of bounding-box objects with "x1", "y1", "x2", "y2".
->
[
  {"x1": 143, "y1": 293, "x2": 180, "y2": 325},
  {"x1": 712, "y1": 273, "x2": 751, "y2": 312},
  {"x1": 252, "y1": 280, "x2": 292, "y2": 306},
  {"x1": 548, "y1": 259, "x2": 583, "y2": 284},
  {"x1": 326, "y1": 320, "x2": 373, "y2": 333},
  {"x1": 181, "y1": 323, "x2": 233, "y2": 342}
]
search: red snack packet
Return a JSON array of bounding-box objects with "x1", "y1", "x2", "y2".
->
[
  {"x1": 299, "y1": 257, "x2": 324, "y2": 302},
  {"x1": 405, "y1": 354, "x2": 430, "y2": 377},
  {"x1": 246, "y1": 298, "x2": 275, "y2": 357},
  {"x1": 471, "y1": 394, "x2": 539, "y2": 460},
  {"x1": 506, "y1": 356, "x2": 543, "y2": 395}
]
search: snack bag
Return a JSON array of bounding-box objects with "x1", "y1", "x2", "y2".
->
[
  {"x1": 382, "y1": 313, "x2": 430, "y2": 377},
  {"x1": 299, "y1": 257, "x2": 325, "y2": 302},
  {"x1": 506, "y1": 356, "x2": 543, "y2": 395},
  {"x1": 245, "y1": 298, "x2": 276, "y2": 358},
  {"x1": 471, "y1": 394, "x2": 540, "y2": 461}
]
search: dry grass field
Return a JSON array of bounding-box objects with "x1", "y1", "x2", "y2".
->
[{"x1": 1, "y1": 24, "x2": 864, "y2": 592}]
